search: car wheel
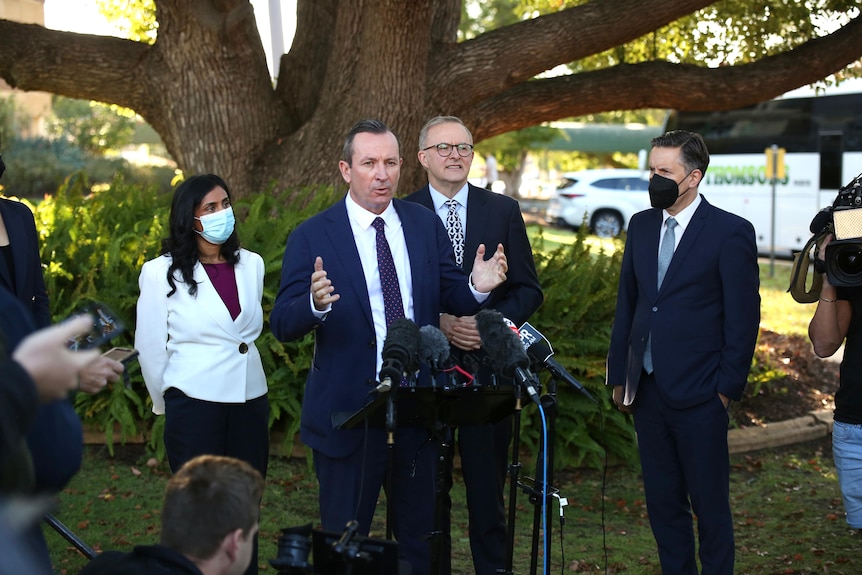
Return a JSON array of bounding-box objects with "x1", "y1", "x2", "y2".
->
[{"x1": 592, "y1": 210, "x2": 623, "y2": 238}]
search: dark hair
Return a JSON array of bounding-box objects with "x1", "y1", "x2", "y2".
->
[
  {"x1": 160, "y1": 455, "x2": 265, "y2": 561},
  {"x1": 161, "y1": 174, "x2": 240, "y2": 297},
  {"x1": 651, "y1": 130, "x2": 710, "y2": 176},
  {"x1": 342, "y1": 119, "x2": 400, "y2": 165}
]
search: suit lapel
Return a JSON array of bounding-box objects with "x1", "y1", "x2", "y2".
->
[
  {"x1": 660, "y1": 199, "x2": 710, "y2": 291},
  {"x1": 463, "y1": 184, "x2": 489, "y2": 274},
  {"x1": 324, "y1": 200, "x2": 374, "y2": 328},
  {"x1": 413, "y1": 186, "x2": 434, "y2": 211},
  {"x1": 639, "y1": 209, "x2": 663, "y2": 297},
  {"x1": 393, "y1": 199, "x2": 425, "y2": 318}
]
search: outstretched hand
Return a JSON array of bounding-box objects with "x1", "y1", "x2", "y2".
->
[
  {"x1": 311, "y1": 256, "x2": 340, "y2": 311},
  {"x1": 470, "y1": 243, "x2": 507, "y2": 293}
]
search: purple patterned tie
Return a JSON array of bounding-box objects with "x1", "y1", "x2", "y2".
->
[{"x1": 372, "y1": 217, "x2": 405, "y2": 327}]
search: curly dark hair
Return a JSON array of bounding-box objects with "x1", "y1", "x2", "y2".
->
[{"x1": 161, "y1": 174, "x2": 241, "y2": 297}]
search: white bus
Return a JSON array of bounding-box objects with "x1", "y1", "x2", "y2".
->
[{"x1": 665, "y1": 80, "x2": 862, "y2": 255}]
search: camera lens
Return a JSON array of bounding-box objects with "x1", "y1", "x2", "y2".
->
[
  {"x1": 836, "y1": 248, "x2": 862, "y2": 276},
  {"x1": 826, "y1": 241, "x2": 862, "y2": 286}
]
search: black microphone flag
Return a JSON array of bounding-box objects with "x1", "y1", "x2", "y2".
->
[{"x1": 516, "y1": 322, "x2": 595, "y2": 401}]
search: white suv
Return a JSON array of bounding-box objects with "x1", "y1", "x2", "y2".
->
[{"x1": 545, "y1": 169, "x2": 651, "y2": 237}]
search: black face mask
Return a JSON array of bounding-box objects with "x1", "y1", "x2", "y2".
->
[{"x1": 648, "y1": 172, "x2": 690, "y2": 210}]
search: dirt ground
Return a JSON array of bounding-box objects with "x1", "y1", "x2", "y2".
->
[{"x1": 732, "y1": 329, "x2": 839, "y2": 427}]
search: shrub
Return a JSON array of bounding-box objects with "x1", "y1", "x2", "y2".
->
[{"x1": 526, "y1": 227, "x2": 638, "y2": 468}]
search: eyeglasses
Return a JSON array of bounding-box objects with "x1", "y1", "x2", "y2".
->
[{"x1": 421, "y1": 143, "x2": 474, "y2": 158}]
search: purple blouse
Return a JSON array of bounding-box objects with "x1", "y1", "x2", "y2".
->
[{"x1": 202, "y1": 262, "x2": 241, "y2": 320}]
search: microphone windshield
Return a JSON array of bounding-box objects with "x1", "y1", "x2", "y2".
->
[
  {"x1": 475, "y1": 309, "x2": 529, "y2": 378},
  {"x1": 382, "y1": 318, "x2": 420, "y2": 372},
  {"x1": 419, "y1": 325, "x2": 450, "y2": 367}
]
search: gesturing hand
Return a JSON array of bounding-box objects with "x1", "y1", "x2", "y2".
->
[
  {"x1": 311, "y1": 256, "x2": 340, "y2": 311},
  {"x1": 470, "y1": 243, "x2": 508, "y2": 293}
]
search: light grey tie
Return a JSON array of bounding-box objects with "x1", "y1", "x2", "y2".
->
[
  {"x1": 444, "y1": 199, "x2": 464, "y2": 267},
  {"x1": 643, "y1": 217, "x2": 678, "y2": 374},
  {"x1": 656, "y1": 217, "x2": 678, "y2": 288}
]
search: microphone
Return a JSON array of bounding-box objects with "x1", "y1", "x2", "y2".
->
[
  {"x1": 475, "y1": 309, "x2": 541, "y2": 404},
  {"x1": 516, "y1": 322, "x2": 595, "y2": 402},
  {"x1": 418, "y1": 324, "x2": 476, "y2": 387},
  {"x1": 377, "y1": 318, "x2": 420, "y2": 392},
  {"x1": 418, "y1": 325, "x2": 451, "y2": 372}
]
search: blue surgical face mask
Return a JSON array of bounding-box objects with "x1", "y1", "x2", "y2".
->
[{"x1": 195, "y1": 208, "x2": 235, "y2": 245}]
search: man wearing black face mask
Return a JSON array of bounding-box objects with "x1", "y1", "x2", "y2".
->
[{"x1": 606, "y1": 130, "x2": 760, "y2": 575}]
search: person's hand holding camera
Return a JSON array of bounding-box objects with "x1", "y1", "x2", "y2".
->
[{"x1": 816, "y1": 233, "x2": 841, "y2": 298}]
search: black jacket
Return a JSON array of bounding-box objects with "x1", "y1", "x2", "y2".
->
[{"x1": 78, "y1": 545, "x2": 203, "y2": 575}]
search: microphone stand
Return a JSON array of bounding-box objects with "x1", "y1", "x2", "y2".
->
[
  {"x1": 503, "y1": 381, "x2": 523, "y2": 575},
  {"x1": 429, "y1": 366, "x2": 453, "y2": 575},
  {"x1": 525, "y1": 375, "x2": 558, "y2": 575},
  {"x1": 385, "y1": 382, "x2": 397, "y2": 541}
]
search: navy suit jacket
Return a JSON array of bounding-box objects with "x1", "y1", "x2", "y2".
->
[
  {"x1": 606, "y1": 196, "x2": 760, "y2": 408},
  {"x1": 404, "y1": 183, "x2": 543, "y2": 325},
  {"x1": 0, "y1": 198, "x2": 50, "y2": 329},
  {"x1": 270, "y1": 197, "x2": 482, "y2": 457}
]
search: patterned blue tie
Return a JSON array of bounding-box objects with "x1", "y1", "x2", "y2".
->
[
  {"x1": 372, "y1": 217, "x2": 405, "y2": 327},
  {"x1": 644, "y1": 217, "x2": 678, "y2": 374}
]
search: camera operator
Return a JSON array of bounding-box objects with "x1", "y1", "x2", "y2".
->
[{"x1": 808, "y1": 232, "x2": 862, "y2": 531}]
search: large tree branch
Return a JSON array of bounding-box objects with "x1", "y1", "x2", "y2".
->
[
  {"x1": 464, "y1": 13, "x2": 862, "y2": 140},
  {"x1": 427, "y1": 0, "x2": 717, "y2": 108},
  {"x1": 0, "y1": 22, "x2": 150, "y2": 112}
]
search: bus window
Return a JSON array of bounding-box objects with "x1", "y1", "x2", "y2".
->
[{"x1": 820, "y1": 133, "x2": 843, "y2": 191}]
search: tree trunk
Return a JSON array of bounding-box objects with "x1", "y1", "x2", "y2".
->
[{"x1": 1, "y1": 0, "x2": 862, "y2": 199}]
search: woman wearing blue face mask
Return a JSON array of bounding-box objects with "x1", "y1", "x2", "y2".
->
[{"x1": 135, "y1": 174, "x2": 267, "y2": 574}]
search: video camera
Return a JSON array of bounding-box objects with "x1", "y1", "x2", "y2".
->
[{"x1": 811, "y1": 172, "x2": 862, "y2": 287}]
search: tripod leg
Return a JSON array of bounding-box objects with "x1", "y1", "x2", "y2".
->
[
  {"x1": 431, "y1": 425, "x2": 454, "y2": 575},
  {"x1": 504, "y1": 398, "x2": 523, "y2": 575}
]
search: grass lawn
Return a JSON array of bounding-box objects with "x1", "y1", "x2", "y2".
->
[
  {"x1": 43, "y1": 225, "x2": 848, "y2": 575},
  {"x1": 46, "y1": 437, "x2": 859, "y2": 575}
]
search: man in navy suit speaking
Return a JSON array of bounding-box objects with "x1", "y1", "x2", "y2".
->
[
  {"x1": 607, "y1": 131, "x2": 760, "y2": 575},
  {"x1": 270, "y1": 119, "x2": 508, "y2": 575}
]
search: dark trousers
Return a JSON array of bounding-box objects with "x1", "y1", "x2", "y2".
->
[
  {"x1": 313, "y1": 426, "x2": 437, "y2": 575},
  {"x1": 437, "y1": 417, "x2": 511, "y2": 575},
  {"x1": 633, "y1": 373, "x2": 734, "y2": 575},
  {"x1": 163, "y1": 389, "x2": 270, "y2": 575}
]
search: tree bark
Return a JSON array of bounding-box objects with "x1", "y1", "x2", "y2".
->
[{"x1": 1, "y1": 0, "x2": 861, "y2": 198}]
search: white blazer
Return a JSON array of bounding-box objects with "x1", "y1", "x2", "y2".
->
[{"x1": 135, "y1": 249, "x2": 267, "y2": 415}]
